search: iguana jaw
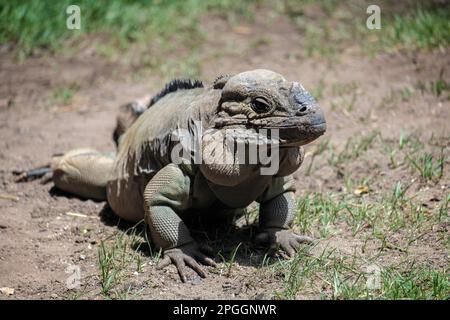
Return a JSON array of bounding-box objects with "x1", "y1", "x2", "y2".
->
[
  {"x1": 213, "y1": 112, "x2": 326, "y2": 147},
  {"x1": 262, "y1": 112, "x2": 327, "y2": 147},
  {"x1": 277, "y1": 121, "x2": 327, "y2": 147}
]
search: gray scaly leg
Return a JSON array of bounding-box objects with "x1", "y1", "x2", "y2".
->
[
  {"x1": 143, "y1": 164, "x2": 216, "y2": 282},
  {"x1": 256, "y1": 176, "x2": 314, "y2": 257}
]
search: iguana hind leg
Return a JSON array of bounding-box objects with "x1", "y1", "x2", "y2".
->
[{"x1": 53, "y1": 148, "x2": 115, "y2": 200}]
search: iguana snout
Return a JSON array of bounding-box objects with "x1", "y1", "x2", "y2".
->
[{"x1": 273, "y1": 81, "x2": 326, "y2": 146}]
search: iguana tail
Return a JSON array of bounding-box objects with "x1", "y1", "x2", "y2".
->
[
  {"x1": 16, "y1": 149, "x2": 115, "y2": 201},
  {"x1": 14, "y1": 165, "x2": 53, "y2": 182}
]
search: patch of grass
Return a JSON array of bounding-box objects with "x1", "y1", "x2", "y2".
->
[
  {"x1": 381, "y1": 266, "x2": 450, "y2": 300},
  {"x1": 296, "y1": 174, "x2": 447, "y2": 243},
  {"x1": 49, "y1": 83, "x2": 80, "y2": 106},
  {"x1": 304, "y1": 138, "x2": 329, "y2": 176},
  {"x1": 295, "y1": 193, "x2": 342, "y2": 237},
  {"x1": 437, "y1": 194, "x2": 449, "y2": 222},
  {"x1": 330, "y1": 92, "x2": 357, "y2": 113},
  {"x1": 416, "y1": 77, "x2": 449, "y2": 98},
  {"x1": 97, "y1": 222, "x2": 153, "y2": 299},
  {"x1": 285, "y1": 167, "x2": 448, "y2": 298},
  {"x1": 297, "y1": 129, "x2": 447, "y2": 246},
  {"x1": 343, "y1": 202, "x2": 375, "y2": 236},
  {"x1": 407, "y1": 151, "x2": 445, "y2": 183},
  {"x1": 381, "y1": 132, "x2": 431, "y2": 171},
  {"x1": 218, "y1": 242, "x2": 242, "y2": 277},
  {"x1": 380, "y1": 86, "x2": 416, "y2": 108},
  {"x1": 399, "y1": 131, "x2": 409, "y2": 150},
  {"x1": 272, "y1": 245, "x2": 322, "y2": 299},
  {"x1": 0, "y1": 0, "x2": 260, "y2": 58},
  {"x1": 390, "y1": 181, "x2": 411, "y2": 209},
  {"x1": 282, "y1": 1, "x2": 449, "y2": 61},
  {"x1": 328, "y1": 131, "x2": 379, "y2": 167},
  {"x1": 385, "y1": 6, "x2": 450, "y2": 51},
  {"x1": 268, "y1": 244, "x2": 449, "y2": 299},
  {"x1": 362, "y1": 3, "x2": 450, "y2": 53},
  {"x1": 283, "y1": 0, "x2": 346, "y2": 61},
  {"x1": 98, "y1": 239, "x2": 123, "y2": 296}
]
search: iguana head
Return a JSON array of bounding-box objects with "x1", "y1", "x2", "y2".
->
[
  {"x1": 214, "y1": 69, "x2": 326, "y2": 146},
  {"x1": 199, "y1": 69, "x2": 326, "y2": 186}
]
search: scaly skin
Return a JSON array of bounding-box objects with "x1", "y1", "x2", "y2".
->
[{"x1": 49, "y1": 69, "x2": 326, "y2": 282}]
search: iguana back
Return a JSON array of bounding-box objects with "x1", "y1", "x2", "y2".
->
[{"x1": 114, "y1": 86, "x2": 221, "y2": 180}]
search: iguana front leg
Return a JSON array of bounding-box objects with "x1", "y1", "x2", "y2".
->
[
  {"x1": 143, "y1": 164, "x2": 216, "y2": 282},
  {"x1": 256, "y1": 177, "x2": 313, "y2": 257}
]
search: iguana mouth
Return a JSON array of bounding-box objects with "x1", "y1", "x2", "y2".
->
[
  {"x1": 213, "y1": 116, "x2": 326, "y2": 147},
  {"x1": 215, "y1": 116, "x2": 325, "y2": 128},
  {"x1": 261, "y1": 116, "x2": 326, "y2": 146}
]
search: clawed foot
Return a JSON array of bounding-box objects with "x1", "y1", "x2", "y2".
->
[
  {"x1": 255, "y1": 228, "x2": 314, "y2": 258},
  {"x1": 157, "y1": 242, "x2": 217, "y2": 283}
]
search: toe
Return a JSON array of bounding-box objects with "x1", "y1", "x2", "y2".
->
[
  {"x1": 196, "y1": 253, "x2": 217, "y2": 267},
  {"x1": 284, "y1": 244, "x2": 295, "y2": 257},
  {"x1": 173, "y1": 257, "x2": 188, "y2": 283},
  {"x1": 294, "y1": 234, "x2": 315, "y2": 244},
  {"x1": 156, "y1": 256, "x2": 171, "y2": 270},
  {"x1": 185, "y1": 256, "x2": 206, "y2": 278}
]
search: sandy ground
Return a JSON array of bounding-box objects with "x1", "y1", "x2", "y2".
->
[{"x1": 0, "y1": 10, "x2": 448, "y2": 299}]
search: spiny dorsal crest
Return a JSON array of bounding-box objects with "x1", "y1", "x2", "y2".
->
[{"x1": 148, "y1": 78, "x2": 204, "y2": 107}]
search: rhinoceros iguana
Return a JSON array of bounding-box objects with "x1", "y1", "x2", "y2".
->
[{"x1": 42, "y1": 69, "x2": 327, "y2": 282}]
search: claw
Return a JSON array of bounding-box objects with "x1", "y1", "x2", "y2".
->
[
  {"x1": 185, "y1": 256, "x2": 206, "y2": 278},
  {"x1": 294, "y1": 234, "x2": 314, "y2": 244},
  {"x1": 158, "y1": 242, "x2": 216, "y2": 282},
  {"x1": 173, "y1": 257, "x2": 187, "y2": 282},
  {"x1": 256, "y1": 228, "x2": 314, "y2": 258},
  {"x1": 13, "y1": 165, "x2": 52, "y2": 182},
  {"x1": 156, "y1": 256, "x2": 171, "y2": 269},
  {"x1": 195, "y1": 252, "x2": 217, "y2": 267}
]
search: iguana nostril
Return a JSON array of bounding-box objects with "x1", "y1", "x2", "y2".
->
[{"x1": 295, "y1": 105, "x2": 308, "y2": 115}]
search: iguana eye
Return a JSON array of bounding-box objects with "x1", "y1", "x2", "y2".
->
[{"x1": 251, "y1": 97, "x2": 271, "y2": 113}]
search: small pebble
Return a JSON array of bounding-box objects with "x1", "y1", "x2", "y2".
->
[
  {"x1": 0, "y1": 287, "x2": 14, "y2": 296},
  {"x1": 190, "y1": 275, "x2": 202, "y2": 285}
]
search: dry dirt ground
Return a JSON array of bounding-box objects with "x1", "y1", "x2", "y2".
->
[{"x1": 0, "y1": 10, "x2": 448, "y2": 299}]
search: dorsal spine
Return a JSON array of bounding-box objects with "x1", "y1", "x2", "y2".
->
[{"x1": 148, "y1": 78, "x2": 204, "y2": 107}]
